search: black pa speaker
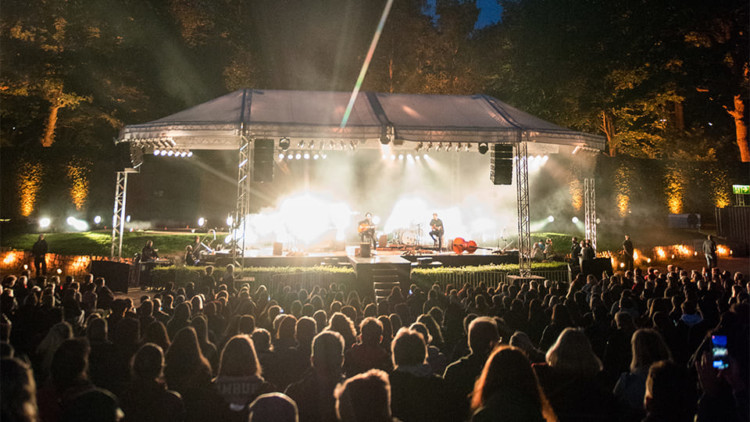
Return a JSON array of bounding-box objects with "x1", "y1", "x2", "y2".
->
[
  {"x1": 490, "y1": 144, "x2": 513, "y2": 185},
  {"x1": 91, "y1": 260, "x2": 132, "y2": 293},
  {"x1": 253, "y1": 139, "x2": 274, "y2": 183}
]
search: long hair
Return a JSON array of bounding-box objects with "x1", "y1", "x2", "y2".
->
[
  {"x1": 165, "y1": 327, "x2": 211, "y2": 389},
  {"x1": 218, "y1": 335, "x2": 262, "y2": 378},
  {"x1": 471, "y1": 346, "x2": 556, "y2": 421},
  {"x1": 327, "y1": 313, "x2": 356, "y2": 348},
  {"x1": 545, "y1": 328, "x2": 602, "y2": 377},
  {"x1": 630, "y1": 329, "x2": 672, "y2": 372}
]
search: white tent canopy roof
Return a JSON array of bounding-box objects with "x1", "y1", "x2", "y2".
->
[{"x1": 118, "y1": 89, "x2": 605, "y2": 151}]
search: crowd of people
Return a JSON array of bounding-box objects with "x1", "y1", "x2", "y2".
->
[{"x1": 1, "y1": 258, "x2": 748, "y2": 422}]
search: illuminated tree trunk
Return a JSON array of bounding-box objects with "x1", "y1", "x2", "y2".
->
[
  {"x1": 41, "y1": 104, "x2": 61, "y2": 147},
  {"x1": 726, "y1": 94, "x2": 749, "y2": 162},
  {"x1": 600, "y1": 110, "x2": 616, "y2": 156}
]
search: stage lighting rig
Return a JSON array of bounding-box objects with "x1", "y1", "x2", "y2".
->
[
  {"x1": 279, "y1": 137, "x2": 291, "y2": 150},
  {"x1": 478, "y1": 142, "x2": 489, "y2": 154}
]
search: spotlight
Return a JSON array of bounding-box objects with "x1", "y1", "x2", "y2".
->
[
  {"x1": 180, "y1": 151, "x2": 187, "y2": 157},
  {"x1": 56, "y1": 268, "x2": 62, "y2": 275},
  {"x1": 303, "y1": 153, "x2": 310, "y2": 160},
  {"x1": 415, "y1": 155, "x2": 421, "y2": 160},
  {"x1": 160, "y1": 150, "x2": 167, "y2": 156},
  {"x1": 295, "y1": 153, "x2": 302, "y2": 160},
  {"x1": 547, "y1": 216, "x2": 554, "y2": 222},
  {"x1": 167, "y1": 150, "x2": 174, "y2": 156},
  {"x1": 198, "y1": 217, "x2": 205, "y2": 227},
  {"x1": 313, "y1": 154, "x2": 319, "y2": 160},
  {"x1": 153, "y1": 149, "x2": 160, "y2": 155},
  {"x1": 298, "y1": 140, "x2": 305, "y2": 148},
  {"x1": 398, "y1": 154, "x2": 404, "y2": 160},
  {"x1": 187, "y1": 151, "x2": 193, "y2": 157},
  {"x1": 226, "y1": 216, "x2": 233, "y2": 226},
  {"x1": 391, "y1": 154, "x2": 396, "y2": 160},
  {"x1": 287, "y1": 153, "x2": 293, "y2": 160},
  {"x1": 478, "y1": 142, "x2": 489, "y2": 154},
  {"x1": 94, "y1": 215, "x2": 102, "y2": 224},
  {"x1": 309, "y1": 140, "x2": 315, "y2": 149},
  {"x1": 39, "y1": 217, "x2": 51, "y2": 229},
  {"x1": 572, "y1": 217, "x2": 579, "y2": 223},
  {"x1": 279, "y1": 137, "x2": 291, "y2": 150},
  {"x1": 126, "y1": 215, "x2": 131, "y2": 223},
  {"x1": 278, "y1": 153, "x2": 285, "y2": 160},
  {"x1": 407, "y1": 154, "x2": 413, "y2": 160},
  {"x1": 321, "y1": 153, "x2": 327, "y2": 159}
]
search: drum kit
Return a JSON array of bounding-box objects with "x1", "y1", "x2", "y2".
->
[{"x1": 390, "y1": 224, "x2": 423, "y2": 247}]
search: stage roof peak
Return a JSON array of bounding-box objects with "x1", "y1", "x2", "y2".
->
[{"x1": 118, "y1": 88, "x2": 605, "y2": 151}]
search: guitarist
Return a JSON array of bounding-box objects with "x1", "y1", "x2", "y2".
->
[
  {"x1": 429, "y1": 213, "x2": 444, "y2": 251},
  {"x1": 358, "y1": 212, "x2": 377, "y2": 249}
]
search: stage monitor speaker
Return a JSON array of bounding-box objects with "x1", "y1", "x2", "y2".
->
[
  {"x1": 91, "y1": 260, "x2": 131, "y2": 293},
  {"x1": 490, "y1": 144, "x2": 513, "y2": 185},
  {"x1": 253, "y1": 139, "x2": 274, "y2": 183},
  {"x1": 360, "y1": 243, "x2": 371, "y2": 258}
]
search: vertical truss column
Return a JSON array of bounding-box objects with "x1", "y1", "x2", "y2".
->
[
  {"x1": 110, "y1": 171, "x2": 128, "y2": 259},
  {"x1": 232, "y1": 135, "x2": 252, "y2": 268},
  {"x1": 515, "y1": 142, "x2": 531, "y2": 276},
  {"x1": 584, "y1": 177, "x2": 597, "y2": 250}
]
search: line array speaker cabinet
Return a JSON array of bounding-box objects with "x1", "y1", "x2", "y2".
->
[
  {"x1": 490, "y1": 144, "x2": 513, "y2": 185},
  {"x1": 253, "y1": 139, "x2": 274, "y2": 183}
]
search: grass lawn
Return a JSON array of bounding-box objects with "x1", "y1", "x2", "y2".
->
[{"x1": 1, "y1": 231, "x2": 206, "y2": 258}]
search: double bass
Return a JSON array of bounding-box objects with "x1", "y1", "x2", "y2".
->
[{"x1": 452, "y1": 237, "x2": 478, "y2": 254}]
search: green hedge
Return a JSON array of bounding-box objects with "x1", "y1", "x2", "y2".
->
[{"x1": 152, "y1": 265, "x2": 356, "y2": 288}]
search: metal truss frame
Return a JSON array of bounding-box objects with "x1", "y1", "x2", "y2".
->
[
  {"x1": 515, "y1": 141, "x2": 531, "y2": 276},
  {"x1": 232, "y1": 135, "x2": 253, "y2": 268},
  {"x1": 584, "y1": 177, "x2": 597, "y2": 250}
]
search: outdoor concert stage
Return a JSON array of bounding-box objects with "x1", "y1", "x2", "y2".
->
[{"x1": 207, "y1": 246, "x2": 519, "y2": 268}]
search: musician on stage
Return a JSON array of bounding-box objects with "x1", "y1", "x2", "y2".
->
[
  {"x1": 359, "y1": 212, "x2": 377, "y2": 249},
  {"x1": 429, "y1": 213, "x2": 444, "y2": 251},
  {"x1": 140, "y1": 240, "x2": 159, "y2": 289}
]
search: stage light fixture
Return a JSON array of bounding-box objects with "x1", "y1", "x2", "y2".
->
[
  {"x1": 180, "y1": 151, "x2": 187, "y2": 157},
  {"x1": 198, "y1": 217, "x2": 205, "y2": 227},
  {"x1": 339, "y1": 141, "x2": 346, "y2": 150},
  {"x1": 160, "y1": 150, "x2": 167, "y2": 156},
  {"x1": 350, "y1": 140, "x2": 356, "y2": 150},
  {"x1": 298, "y1": 140, "x2": 305, "y2": 148},
  {"x1": 295, "y1": 153, "x2": 302, "y2": 160},
  {"x1": 464, "y1": 144, "x2": 470, "y2": 152},
  {"x1": 287, "y1": 153, "x2": 293, "y2": 160},
  {"x1": 187, "y1": 151, "x2": 193, "y2": 157},
  {"x1": 279, "y1": 137, "x2": 291, "y2": 150},
  {"x1": 167, "y1": 150, "x2": 174, "y2": 156},
  {"x1": 572, "y1": 217, "x2": 579, "y2": 223},
  {"x1": 391, "y1": 154, "x2": 396, "y2": 160},
  {"x1": 226, "y1": 216, "x2": 233, "y2": 226},
  {"x1": 94, "y1": 215, "x2": 102, "y2": 224},
  {"x1": 398, "y1": 154, "x2": 404, "y2": 160},
  {"x1": 427, "y1": 142, "x2": 433, "y2": 151},
  {"x1": 309, "y1": 140, "x2": 315, "y2": 149},
  {"x1": 547, "y1": 216, "x2": 554, "y2": 222},
  {"x1": 436, "y1": 143, "x2": 442, "y2": 152},
  {"x1": 314, "y1": 154, "x2": 320, "y2": 160},
  {"x1": 153, "y1": 149, "x2": 160, "y2": 155},
  {"x1": 39, "y1": 217, "x2": 51, "y2": 229},
  {"x1": 321, "y1": 153, "x2": 327, "y2": 159},
  {"x1": 304, "y1": 153, "x2": 310, "y2": 160},
  {"x1": 126, "y1": 215, "x2": 131, "y2": 222},
  {"x1": 56, "y1": 268, "x2": 62, "y2": 275},
  {"x1": 478, "y1": 143, "x2": 489, "y2": 154},
  {"x1": 415, "y1": 155, "x2": 421, "y2": 160},
  {"x1": 416, "y1": 142, "x2": 424, "y2": 151},
  {"x1": 278, "y1": 153, "x2": 285, "y2": 160}
]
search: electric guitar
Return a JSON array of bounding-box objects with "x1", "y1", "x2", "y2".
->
[{"x1": 358, "y1": 223, "x2": 376, "y2": 234}]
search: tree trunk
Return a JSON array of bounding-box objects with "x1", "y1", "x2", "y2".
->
[
  {"x1": 600, "y1": 110, "x2": 616, "y2": 156},
  {"x1": 726, "y1": 94, "x2": 749, "y2": 162},
  {"x1": 41, "y1": 104, "x2": 60, "y2": 147}
]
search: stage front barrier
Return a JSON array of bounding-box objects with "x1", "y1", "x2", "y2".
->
[{"x1": 414, "y1": 269, "x2": 569, "y2": 291}]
